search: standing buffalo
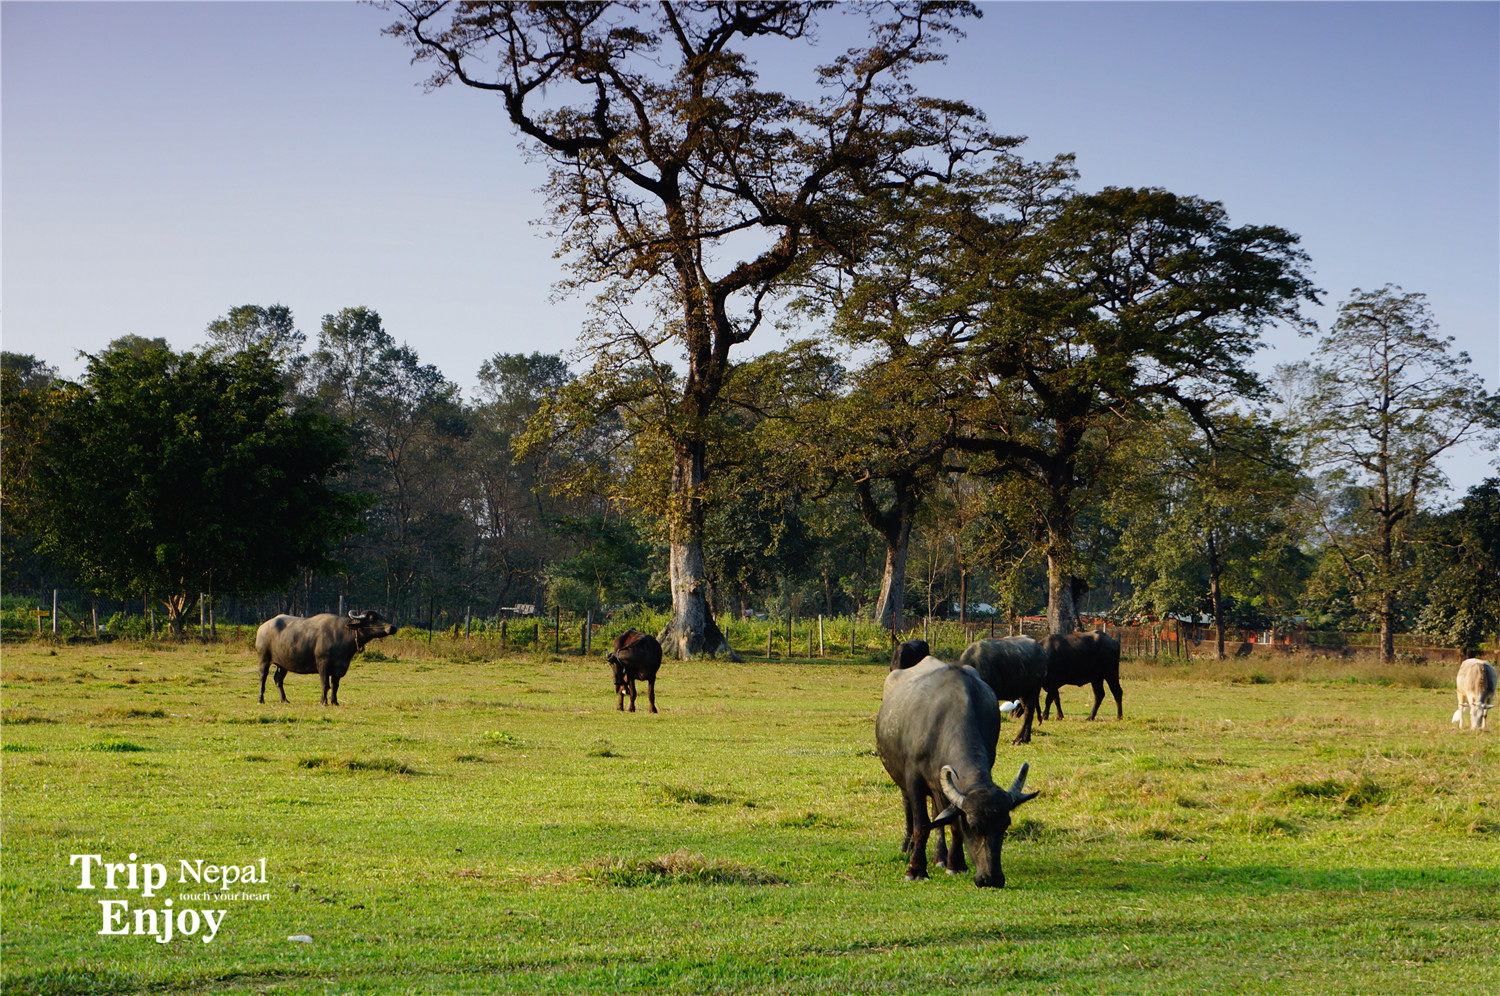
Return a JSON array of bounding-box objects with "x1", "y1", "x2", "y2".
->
[
  {"x1": 875, "y1": 656, "x2": 1039, "y2": 887},
  {"x1": 958, "y1": 637, "x2": 1048, "y2": 744},
  {"x1": 607, "y1": 629, "x2": 662, "y2": 713},
  {"x1": 1040, "y1": 631, "x2": 1123, "y2": 721},
  {"x1": 890, "y1": 638, "x2": 930, "y2": 671},
  {"x1": 256, "y1": 610, "x2": 398, "y2": 705}
]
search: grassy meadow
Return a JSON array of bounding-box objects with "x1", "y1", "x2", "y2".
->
[{"x1": 1, "y1": 635, "x2": 1497, "y2": 995}]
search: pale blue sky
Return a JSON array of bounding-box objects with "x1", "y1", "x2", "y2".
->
[{"x1": 3, "y1": 1, "x2": 1497, "y2": 483}]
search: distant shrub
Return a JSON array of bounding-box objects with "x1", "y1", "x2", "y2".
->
[
  {"x1": 580, "y1": 851, "x2": 783, "y2": 887},
  {"x1": 86, "y1": 739, "x2": 147, "y2": 753}
]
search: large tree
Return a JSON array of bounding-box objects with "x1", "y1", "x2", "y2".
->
[
  {"x1": 1280, "y1": 286, "x2": 1500, "y2": 661},
  {"x1": 11, "y1": 340, "x2": 362, "y2": 633},
  {"x1": 1109, "y1": 408, "x2": 1306, "y2": 658},
  {"x1": 951, "y1": 187, "x2": 1317, "y2": 634},
  {"x1": 384, "y1": 0, "x2": 1005, "y2": 657},
  {"x1": 1416, "y1": 479, "x2": 1500, "y2": 656}
]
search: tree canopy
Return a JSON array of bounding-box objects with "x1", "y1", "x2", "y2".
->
[{"x1": 10, "y1": 340, "x2": 363, "y2": 632}]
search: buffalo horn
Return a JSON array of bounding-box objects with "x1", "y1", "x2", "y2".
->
[
  {"x1": 1008, "y1": 762, "x2": 1040, "y2": 807},
  {"x1": 939, "y1": 765, "x2": 967, "y2": 807}
]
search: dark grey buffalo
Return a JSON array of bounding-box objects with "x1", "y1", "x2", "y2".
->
[
  {"x1": 607, "y1": 629, "x2": 662, "y2": 713},
  {"x1": 890, "y1": 638, "x2": 930, "y2": 671},
  {"x1": 875, "y1": 656, "x2": 1039, "y2": 887},
  {"x1": 1041, "y1": 630, "x2": 1123, "y2": 721},
  {"x1": 256, "y1": 611, "x2": 397, "y2": 706},
  {"x1": 958, "y1": 637, "x2": 1048, "y2": 744}
]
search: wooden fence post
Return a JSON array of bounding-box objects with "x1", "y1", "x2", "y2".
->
[
  {"x1": 766, "y1": 624, "x2": 773, "y2": 659},
  {"x1": 849, "y1": 619, "x2": 856, "y2": 658},
  {"x1": 52, "y1": 590, "x2": 58, "y2": 635},
  {"x1": 465, "y1": 606, "x2": 472, "y2": 639},
  {"x1": 501, "y1": 618, "x2": 508, "y2": 651},
  {"x1": 818, "y1": 615, "x2": 824, "y2": 657},
  {"x1": 94, "y1": 597, "x2": 100, "y2": 639}
]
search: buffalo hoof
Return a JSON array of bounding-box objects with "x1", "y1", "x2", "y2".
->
[{"x1": 905, "y1": 873, "x2": 928, "y2": 882}]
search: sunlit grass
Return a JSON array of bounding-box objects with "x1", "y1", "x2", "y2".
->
[{"x1": 1, "y1": 641, "x2": 1496, "y2": 994}]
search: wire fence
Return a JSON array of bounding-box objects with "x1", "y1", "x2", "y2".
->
[{"x1": 0, "y1": 589, "x2": 1471, "y2": 663}]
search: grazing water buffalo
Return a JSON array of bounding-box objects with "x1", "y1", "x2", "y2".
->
[
  {"x1": 607, "y1": 629, "x2": 662, "y2": 713},
  {"x1": 958, "y1": 637, "x2": 1048, "y2": 744},
  {"x1": 890, "y1": 638, "x2": 930, "y2": 671},
  {"x1": 256, "y1": 611, "x2": 397, "y2": 705},
  {"x1": 875, "y1": 656, "x2": 1040, "y2": 887},
  {"x1": 1454, "y1": 658, "x2": 1497, "y2": 730},
  {"x1": 1040, "y1": 630, "x2": 1123, "y2": 721}
]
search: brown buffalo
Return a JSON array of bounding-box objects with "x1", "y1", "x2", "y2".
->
[{"x1": 607, "y1": 629, "x2": 662, "y2": 713}]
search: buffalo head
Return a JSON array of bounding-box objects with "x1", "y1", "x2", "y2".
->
[
  {"x1": 927, "y1": 762, "x2": 1038, "y2": 888},
  {"x1": 346, "y1": 610, "x2": 398, "y2": 645}
]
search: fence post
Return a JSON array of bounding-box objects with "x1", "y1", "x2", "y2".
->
[
  {"x1": 849, "y1": 619, "x2": 856, "y2": 658},
  {"x1": 52, "y1": 590, "x2": 58, "y2": 635},
  {"x1": 199, "y1": 595, "x2": 206, "y2": 639},
  {"x1": 553, "y1": 607, "x2": 560, "y2": 653},
  {"x1": 533, "y1": 622, "x2": 539, "y2": 650},
  {"x1": 501, "y1": 618, "x2": 508, "y2": 651},
  {"x1": 818, "y1": 615, "x2": 824, "y2": 657},
  {"x1": 465, "y1": 606, "x2": 472, "y2": 640},
  {"x1": 767, "y1": 624, "x2": 773, "y2": 659},
  {"x1": 338, "y1": 594, "x2": 345, "y2": 618},
  {"x1": 93, "y1": 598, "x2": 100, "y2": 639}
]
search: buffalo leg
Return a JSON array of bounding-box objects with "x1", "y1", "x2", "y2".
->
[
  {"x1": 273, "y1": 666, "x2": 289, "y2": 704},
  {"x1": 930, "y1": 794, "x2": 949, "y2": 868},
  {"x1": 900, "y1": 792, "x2": 916, "y2": 854},
  {"x1": 1043, "y1": 687, "x2": 1064, "y2": 720},
  {"x1": 627, "y1": 678, "x2": 638, "y2": 712},
  {"x1": 329, "y1": 670, "x2": 341, "y2": 706},
  {"x1": 903, "y1": 777, "x2": 931, "y2": 881},
  {"x1": 646, "y1": 677, "x2": 657, "y2": 714},
  {"x1": 1108, "y1": 677, "x2": 1124, "y2": 718},
  {"x1": 617, "y1": 681, "x2": 626, "y2": 711},
  {"x1": 319, "y1": 668, "x2": 331, "y2": 706},
  {"x1": 945, "y1": 818, "x2": 969, "y2": 874},
  {"x1": 1086, "y1": 680, "x2": 1105, "y2": 720},
  {"x1": 1013, "y1": 692, "x2": 1040, "y2": 744},
  {"x1": 258, "y1": 659, "x2": 271, "y2": 704}
]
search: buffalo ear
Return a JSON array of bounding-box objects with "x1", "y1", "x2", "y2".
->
[{"x1": 924, "y1": 804, "x2": 962, "y2": 830}]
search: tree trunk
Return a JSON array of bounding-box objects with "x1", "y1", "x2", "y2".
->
[
  {"x1": 1046, "y1": 550, "x2": 1080, "y2": 636},
  {"x1": 873, "y1": 519, "x2": 912, "y2": 637},
  {"x1": 657, "y1": 439, "x2": 737, "y2": 660},
  {"x1": 1379, "y1": 592, "x2": 1396, "y2": 663},
  {"x1": 1207, "y1": 528, "x2": 1226, "y2": 660},
  {"x1": 857, "y1": 477, "x2": 920, "y2": 639}
]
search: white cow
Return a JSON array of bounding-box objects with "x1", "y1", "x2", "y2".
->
[{"x1": 1452, "y1": 658, "x2": 1497, "y2": 730}]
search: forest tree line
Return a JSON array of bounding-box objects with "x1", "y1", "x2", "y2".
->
[{"x1": 2, "y1": 278, "x2": 1496, "y2": 661}]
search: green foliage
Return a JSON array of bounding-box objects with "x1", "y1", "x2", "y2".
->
[
  {"x1": 10, "y1": 340, "x2": 362, "y2": 630},
  {"x1": 1416, "y1": 478, "x2": 1500, "y2": 652},
  {"x1": 544, "y1": 514, "x2": 656, "y2": 614}
]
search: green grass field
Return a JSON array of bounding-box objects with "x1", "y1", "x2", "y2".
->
[{"x1": 2, "y1": 638, "x2": 1497, "y2": 995}]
